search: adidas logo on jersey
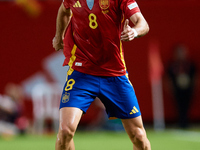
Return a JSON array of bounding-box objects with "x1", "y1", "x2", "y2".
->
[
  {"x1": 129, "y1": 106, "x2": 139, "y2": 114},
  {"x1": 73, "y1": 1, "x2": 81, "y2": 7}
]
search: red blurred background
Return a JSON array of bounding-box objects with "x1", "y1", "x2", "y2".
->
[{"x1": 0, "y1": 0, "x2": 200, "y2": 125}]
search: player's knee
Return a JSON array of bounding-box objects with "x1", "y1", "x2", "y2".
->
[
  {"x1": 133, "y1": 128, "x2": 148, "y2": 149},
  {"x1": 59, "y1": 123, "x2": 76, "y2": 141}
]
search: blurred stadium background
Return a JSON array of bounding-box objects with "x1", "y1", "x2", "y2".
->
[{"x1": 0, "y1": 0, "x2": 200, "y2": 149}]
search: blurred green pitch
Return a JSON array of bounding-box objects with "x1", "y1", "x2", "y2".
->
[{"x1": 0, "y1": 129, "x2": 200, "y2": 150}]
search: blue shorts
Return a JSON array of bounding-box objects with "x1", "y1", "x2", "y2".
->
[{"x1": 60, "y1": 70, "x2": 141, "y2": 119}]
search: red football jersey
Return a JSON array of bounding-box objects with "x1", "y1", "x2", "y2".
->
[{"x1": 63, "y1": 0, "x2": 140, "y2": 76}]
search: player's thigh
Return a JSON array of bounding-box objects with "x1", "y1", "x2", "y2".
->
[
  {"x1": 99, "y1": 75, "x2": 141, "y2": 119},
  {"x1": 121, "y1": 116, "x2": 146, "y2": 136},
  {"x1": 60, "y1": 70, "x2": 99, "y2": 113},
  {"x1": 59, "y1": 107, "x2": 83, "y2": 134}
]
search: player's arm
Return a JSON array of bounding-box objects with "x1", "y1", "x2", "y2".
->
[
  {"x1": 52, "y1": 3, "x2": 72, "y2": 51},
  {"x1": 121, "y1": 12, "x2": 149, "y2": 41}
]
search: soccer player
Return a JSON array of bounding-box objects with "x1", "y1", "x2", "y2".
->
[{"x1": 52, "y1": 0, "x2": 151, "y2": 150}]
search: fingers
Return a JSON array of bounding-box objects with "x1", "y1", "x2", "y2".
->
[
  {"x1": 121, "y1": 31, "x2": 135, "y2": 41},
  {"x1": 123, "y1": 19, "x2": 129, "y2": 30},
  {"x1": 121, "y1": 19, "x2": 136, "y2": 41}
]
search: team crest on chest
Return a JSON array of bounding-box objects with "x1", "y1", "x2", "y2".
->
[{"x1": 99, "y1": 0, "x2": 110, "y2": 10}]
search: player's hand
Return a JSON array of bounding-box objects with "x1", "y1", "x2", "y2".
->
[
  {"x1": 121, "y1": 19, "x2": 135, "y2": 41},
  {"x1": 52, "y1": 36, "x2": 64, "y2": 51}
]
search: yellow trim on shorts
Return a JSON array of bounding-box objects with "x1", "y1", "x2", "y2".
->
[
  {"x1": 109, "y1": 117, "x2": 118, "y2": 120},
  {"x1": 125, "y1": 72, "x2": 133, "y2": 86}
]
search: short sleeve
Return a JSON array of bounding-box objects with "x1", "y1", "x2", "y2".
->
[
  {"x1": 63, "y1": 0, "x2": 70, "y2": 9},
  {"x1": 120, "y1": 0, "x2": 140, "y2": 18}
]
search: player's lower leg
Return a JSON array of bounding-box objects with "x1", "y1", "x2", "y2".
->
[
  {"x1": 55, "y1": 107, "x2": 83, "y2": 150},
  {"x1": 131, "y1": 127, "x2": 151, "y2": 150},
  {"x1": 55, "y1": 133, "x2": 75, "y2": 150},
  {"x1": 121, "y1": 116, "x2": 151, "y2": 150}
]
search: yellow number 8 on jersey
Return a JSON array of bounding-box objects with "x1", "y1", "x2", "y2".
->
[{"x1": 89, "y1": 13, "x2": 98, "y2": 29}]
